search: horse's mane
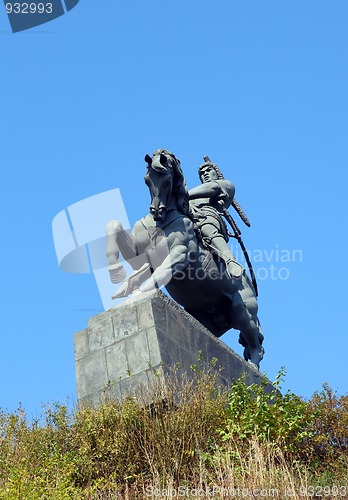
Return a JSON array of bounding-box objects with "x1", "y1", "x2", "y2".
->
[{"x1": 152, "y1": 149, "x2": 192, "y2": 218}]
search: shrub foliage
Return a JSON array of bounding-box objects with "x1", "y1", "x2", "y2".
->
[{"x1": 0, "y1": 369, "x2": 347, "y2": 498}]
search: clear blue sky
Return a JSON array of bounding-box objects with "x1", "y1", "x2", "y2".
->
[{"x1": 1, "y1": 0, "x2": 347, "y2": 416}]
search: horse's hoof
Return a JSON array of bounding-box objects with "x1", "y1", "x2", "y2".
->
[
  {"x1": 249, "y1": 361, "x2": 259, "y2": 371},
  {"x1": 108, "y1": 263, "x2": 127, "y2": 284},
  {"x1": 112, "y1": 280, "x2": 130, "y2": 299},
  {"x1": 248, "y1": 347, "x2": 264, "y2": 370}
]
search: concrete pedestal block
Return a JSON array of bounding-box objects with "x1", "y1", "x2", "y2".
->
[{"x1": 74, "y1": 290, "x2": 273, "y2": 407}]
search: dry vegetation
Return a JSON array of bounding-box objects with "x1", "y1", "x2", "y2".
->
[{"x1": 0, "y1": 366, "x2": 347, "y2": 499}]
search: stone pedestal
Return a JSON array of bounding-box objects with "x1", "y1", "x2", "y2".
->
[{"x1": 74, "y1": 290, "x2": 272, "y2": 407}]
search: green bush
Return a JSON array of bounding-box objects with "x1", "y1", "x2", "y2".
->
[
  {"x1": 307, "y1": 383, "x2": 348, "y2": 478},
  {"x1": 71, "y1": 369, "x2": 227, "y2": 490},
  {"x1": 220, "y1": 369, "x2": 314, "y2": 460},
  {"x1": 0, "y1": 403, "x2": 81, "y2": 499}
]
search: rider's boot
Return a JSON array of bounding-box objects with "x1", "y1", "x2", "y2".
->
[{"x1": 225, "y1": 259, "x2": 242, "y2": 279}]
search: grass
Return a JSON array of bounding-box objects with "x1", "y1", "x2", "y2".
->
[{"x1": 0, "y1": 367, "x2": 347, "y2": 499}]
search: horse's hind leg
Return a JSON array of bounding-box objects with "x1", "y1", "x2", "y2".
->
[
  {"x1": 238, "y1": 324, "x2": 264, "y2": 366},
  {"x1": 231, "y1": 285, "x2": 264, "y2": 369}
]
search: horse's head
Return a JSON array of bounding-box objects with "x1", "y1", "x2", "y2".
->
[{"x1": 144, "y1": 149, "x2": 191, "y2": 222}]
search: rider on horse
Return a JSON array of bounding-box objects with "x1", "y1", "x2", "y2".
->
[
  {"x1": 189, "y1": 160, "x2": 243, "y2": 280},
  {"x1": 106, "y1": 150, "x2": 264, "y2": 367}
]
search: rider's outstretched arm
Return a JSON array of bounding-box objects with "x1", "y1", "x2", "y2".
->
[{"x1": 188, "y1": 181, "x2": 222, "y2": 199}]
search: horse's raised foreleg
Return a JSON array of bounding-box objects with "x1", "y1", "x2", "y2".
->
[
  {"x1": 231, "y1": 281, "x2": 264, "y2": 369},
  {"x1": 106, "y1": 219, "x2": 147, "y2": 284},
  {"x1": 137, "y1": 244, "x2": 189, "y2": 293},
  {"x1": 106, "y1": 220, "x2": 129, "y2": 283},
  {"x1": 106, "y1": 219, "x2": 154, "y2": 299}
]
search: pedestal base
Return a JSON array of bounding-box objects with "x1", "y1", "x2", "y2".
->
[{"x1": 74, "y1": 290, "x2": 272, "y2": 407}]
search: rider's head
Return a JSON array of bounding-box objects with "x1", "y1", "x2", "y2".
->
[{"x1": 198, "y1": 162, "x2": 224, "y2": 183}]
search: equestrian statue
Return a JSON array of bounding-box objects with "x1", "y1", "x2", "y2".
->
[{"x1": 106, "y1": 149, "x2": 264, "y2": 369}]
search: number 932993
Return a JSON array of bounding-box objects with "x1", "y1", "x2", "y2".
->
[{"x1": 5, "y1": 3, "x2": 53, "y2": 14}]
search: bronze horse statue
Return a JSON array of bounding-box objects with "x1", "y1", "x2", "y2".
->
[{"x1": 106, "y1": 149, "x2": 264, "y2": 368}]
